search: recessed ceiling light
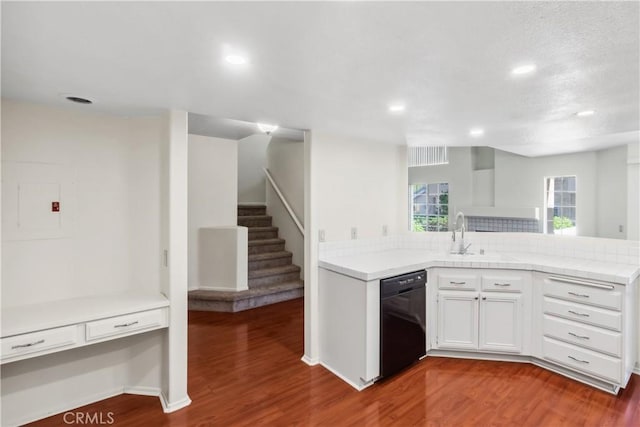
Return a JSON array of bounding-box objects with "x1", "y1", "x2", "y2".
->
[
  {"x1": 65, "y1": 96, "x2": 93, "y2": 104},
  {"x1": 257, "y1": 123, "x2": 278, "y2": 134},
  {"x1": 388, "y1": 104, "x2": 405, "y2": 113},
  {"x1": 469, "y1": 128, "x2": 485, "y2": 137},
  {"x1": 511, "y1": 64, "x2": 537, "y2": 75},
  {"x1": 576, "y1": 110, "x2": 596, "y2": 117},
  {"x1": 225, "y1": 54, "x2": 248, "y2": 65}
]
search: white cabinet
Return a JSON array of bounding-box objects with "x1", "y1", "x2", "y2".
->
[
  {"x1": 536, "y1": 273, "x2": 636, "y2": 392},
  {"x1": 437, "y1": 291, "x2": 478, "y2": 349},
  {"x1": 479, "y1": 294, "x2": 521, "y2": 353},
  {"x1": 435, "y1": 269, "x2": 529, "y2": 354}
]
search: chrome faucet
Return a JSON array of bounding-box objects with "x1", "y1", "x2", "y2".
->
[{"x1": 450, "y1": 211, "x2": 470, "y2": 254}]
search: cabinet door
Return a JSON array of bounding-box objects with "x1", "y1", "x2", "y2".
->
[
  {"x1": 437, "y1": 291, "x2": 479, "y2": 350},
  {"x1": 479, "y1": 294, "x2": 522, "y2": 353}
]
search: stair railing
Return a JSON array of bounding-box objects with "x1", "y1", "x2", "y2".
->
[{"x1": 263, "y1": 168, "x2": 304, "y2": 236}]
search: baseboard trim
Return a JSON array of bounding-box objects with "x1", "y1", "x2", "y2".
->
[
  {"x1": 301, "y1": 354, "x2": 319, "y2": 366},
  {"x1": 318, "y1": 361, "x2": 372, "y2": 391},
  {"x1": 159, "y1": 393, "x2": 192, "y2": 413},
  {"x1": 5, "y1": 386, "x2": 124, "y2": 427},
  {"x1": 238, "y1": 202, "x2": 266, "y2": 206},
  {"x1": 634, "y1": 364, "x2": 640, "y2": 376}
]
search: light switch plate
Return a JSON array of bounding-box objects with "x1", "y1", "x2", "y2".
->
[{"x1": 351, "y1": 227, "x2": 357, "y2": 240}]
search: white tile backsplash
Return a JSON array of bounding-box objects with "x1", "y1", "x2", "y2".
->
[{"x1": 319, "y1": 232, "x2": 640, "y2": 266}]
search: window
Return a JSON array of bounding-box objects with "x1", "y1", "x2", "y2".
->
[
  {"x1": 544, "y1": 176, "x2": 576, "y2": 235},
  {"x1": 410, "y1": 183, "x2": 448, "y2": 232}
]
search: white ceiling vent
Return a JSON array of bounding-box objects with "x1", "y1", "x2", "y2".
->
[{"x1": 408, "y1": 146, "x2": 449, "y2": 167}]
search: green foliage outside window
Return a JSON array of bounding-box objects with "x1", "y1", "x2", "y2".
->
[{"x1": 553, "y1": 216, "x2": 574, "y2": 230}]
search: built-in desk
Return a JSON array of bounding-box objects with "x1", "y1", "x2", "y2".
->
[{"x1": 1, "y1": 293, "x2": 169, "y2": 364}]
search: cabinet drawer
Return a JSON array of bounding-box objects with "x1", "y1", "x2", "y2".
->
[
  {"x1": 438, "y1": 272, "x2": 478, "y2": 291},
  {"x1": 481, "y1": 274, "x2": 523, "y2": 293},
  {"x1": 543, "y1": 276, "x2": 621, "y2": 311},
  {"x1": 543, "y1": 314, "x2": 622, "y2": 357},
  {"x1": 86, "y1": 308, "x2": 167, "y2": 342},
  {"x1": 543, "y1": 337, "x2": 622, "y2": 383},
  {"x1": 1, "y1": 325, "x2": 78, "y2": 361},
  {"x1": 543, "y1": 297, "x2": 621, "y2": 331}
]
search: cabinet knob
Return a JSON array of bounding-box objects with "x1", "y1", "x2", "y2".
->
[{"x1": 482, "y1": 297, "x2": 487, "y2": 300}]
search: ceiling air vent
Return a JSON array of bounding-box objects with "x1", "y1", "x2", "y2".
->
[{"x1": 408, "y1": 146, "x2": 448, "y2": 167}]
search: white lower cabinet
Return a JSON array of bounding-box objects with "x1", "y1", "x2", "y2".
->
[
  {"x1": 437, "y1": 291, "x2": 478, "y2": 349},
  {"x1": 536, "y1": 273, "x2": 636, "y2": 393},
  {"x1": 435, "y1": 269, "x2": 527, "y2": 354}
]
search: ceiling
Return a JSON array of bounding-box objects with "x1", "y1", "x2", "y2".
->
[
  {"x1": 2, "y1": 2, "x2": 638, "y2": 156},
  {"x1": 188, "y1": 113, "x2": 304, "y2": 141}
]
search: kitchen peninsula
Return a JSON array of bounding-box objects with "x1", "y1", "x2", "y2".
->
[{"x1": 318, "y1": 233, "x2": 639, "y2": 395}]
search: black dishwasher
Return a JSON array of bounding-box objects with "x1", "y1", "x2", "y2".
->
[{"x1": 379, "y1": 270, "x2": 426, "y2": 379}]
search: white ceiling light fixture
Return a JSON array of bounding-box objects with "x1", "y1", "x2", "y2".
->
[
  {"x1": 469, "y1": 128, "x2": 485, "y2": 137},
  {"x1": 257, "y1": 123, "x2": 278, "y2": 135},
  {"x1": 388, "y1": 104, "x2": 406, "y2": 113},
  {"x1": 224, "y1": 54, "x2": 248, "y2": 65},
  {"x1": 511, "y1": 63, "x2": 537, "y2": 76},
  {"x1": 576, "y1": 110, "x2": 596, "y2": 117}
]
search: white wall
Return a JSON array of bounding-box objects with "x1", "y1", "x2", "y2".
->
[
  {"x1": 628, "y1": 142, "x2": 640, "y2": 241},
  {"x1": 187, "y1": 134, "x2": 238, "y2": 290},
  {"x1": 0, "y1": 99, "x2": 181, "y2": 424},
  {"x1": 237, "y1": 134, "x2": 270, "y2": 204},
  {"x1": 1, "y1": 99, "x2": 162, "y2": 306},
  {"x1": 303, "y1": 131, "x2": 407, "y2": 363},
  {"x1": 312, "y1": 132, "x2": 407, "y2": 242},
  {"x1": 266, "y1": 137, "x2": 304, "y2": 276},
  {"x1": 596, "y1": 145, "x2": 628, "y2": 239}
]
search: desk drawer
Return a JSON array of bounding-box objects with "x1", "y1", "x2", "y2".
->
[
  {"x1": 1, "y1": 325, "x2": 78, "y2": 361},
  {"x1": 543, "y1": 297, "x2": 621, "y2": 331},
  {"x1": 438, "y1": 272, "x2": 478, "y2": 291},
  {"x1": 86, "y1": 308, "x2": 166, "y2": 342},
  {"x1": 543, "y1": 337, "x2": 621, "y2": 383},
  {"x1": 543, "y1": 314, "x2": 622, "y2": 357},
  {"x1": 543, "y1": 276, "x2": 621, "y2": 311}
]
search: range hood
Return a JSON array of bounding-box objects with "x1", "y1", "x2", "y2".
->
[{"x1": 457, "y1": 206, "x2": 540, "y2": 220}]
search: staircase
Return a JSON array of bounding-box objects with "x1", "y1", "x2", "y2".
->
[{"x1": 188, "y1": 205, "x2": 304, "y2": 312}]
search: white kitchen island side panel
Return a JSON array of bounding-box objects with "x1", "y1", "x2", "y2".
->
[{"x1": 319, "y1": 268, "x2": 379, "y2": 389}]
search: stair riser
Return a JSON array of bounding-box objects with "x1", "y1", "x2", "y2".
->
[
  {"x1": 238, "y1": 207, "x2": 266, "y2": 216},
  {"x1": 249, "y1": 256, "x2": 292, "y2": 270},
  {"x1": 248, "y1": 243, "x2": 285, "y2": 255},
  {"x1": 248, "y1": 230, "x2": 279, "y2": 240},
  {"x1": 249, "y1": 271, "x2": 301, "y2": 288},
  {"x1": 238, "y1": 217, "x2": 272, "y2": 227}
]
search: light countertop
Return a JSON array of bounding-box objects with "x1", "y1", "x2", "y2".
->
[
  {"x1": 1, "y1": 292, "x2": 170, "y2": 338},
  {"x1": 319, "y1": 249, "x2": 640, "y2": 284}
]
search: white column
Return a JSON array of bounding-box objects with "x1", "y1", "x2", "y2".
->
[{"x1": 160, "y1": 110, "x2": 191, "y2": 411}]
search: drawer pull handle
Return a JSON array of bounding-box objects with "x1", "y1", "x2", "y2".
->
[
  {"x1": 114, "y1": 321, "x2": 139, "y2": 328},
  {"x1": 548, "y1": 276, "x2": 614, "y2": 290},
  {"x1": 568, "y1": 355, "x2": 590, "y2": 364},
  {"x1": 11, "y1": 339, "x2": 45, "y2": 349},
  {"x1": 568, "y1": 292, "x2": 590, "y2": 298},
  {"x1": 568, "y1": 332, "x2": 590, "y2": 340},
  {"x1": 568, "y1": 310, "x2": 590, "y2": 317},
  {"x1": 494, "y1": 283, "x2": 511, "y2": 287},
  {"x1": 450, "y1": 281, "x2": 466, "y2": 285}
]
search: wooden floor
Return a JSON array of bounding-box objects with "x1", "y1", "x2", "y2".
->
[{"x1": 31, "y1": 298, "x2": 640, "y2": 426}]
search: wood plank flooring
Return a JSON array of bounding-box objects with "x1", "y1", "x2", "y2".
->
[{"x1": 30, "y1": 298, "x2": 640, "y2": 426}]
